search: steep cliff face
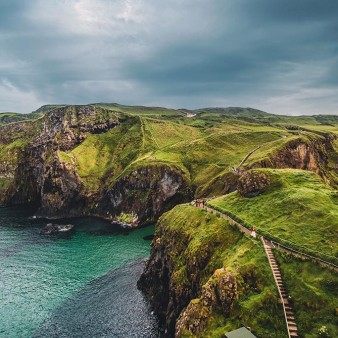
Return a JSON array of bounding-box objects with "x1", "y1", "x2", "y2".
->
[
  {"x1": 0, "y1": 105, "x2": 192, "y2": 223},
  {"x1": 175, "y1": 269, "x2": 238, "y2": 337},
  {"x1": 138, "y1": 204, "x2": 286, "y2": 337},
  {"x1": 98, "y1": 165, "x2": 191, "y2": 224},
  {"x1": 1, "y1": 105, "x2": 120, "y2": 213},
  {"x1": 250, "y1": 134, "x2": 338, "y2": 187}
]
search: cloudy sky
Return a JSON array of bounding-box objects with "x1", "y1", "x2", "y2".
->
[{"x1": 0, "y1": 0, "x2": 337, "y2": 115}]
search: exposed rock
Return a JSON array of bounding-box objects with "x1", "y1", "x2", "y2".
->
[
  {"x1": 197, "y1": 171, "x2": 239, "y2": 198},
  {"x1": 237, "y1": 171, "x2": 270, "y2": 197},
  {"x1": 250, "y1": 135, "x2": 338, "y2": 187},
  {"x1": 175, "y1": 269, "x2": 238, "y2": 337},
  {"x1": 138, "y1": 226, "x2": 197, "y2": 335},
  {"x1": 40, "y1": 223, "x2": 74, "y2": 235},
  {"x1": 98, "y1": 165, "x2": 192, "y2": 225}
]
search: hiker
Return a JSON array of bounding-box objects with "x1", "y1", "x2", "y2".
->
[{"x1": 251, "y1": 226, "x2": 256, "y2": 238}]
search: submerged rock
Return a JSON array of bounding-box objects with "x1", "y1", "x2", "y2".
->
[
  {"x1": 40, "y1": 223, "x2": 75, "y2": 235},
  {"x1": 111, "y1": 220, "x2": 133, "y2": 230}
]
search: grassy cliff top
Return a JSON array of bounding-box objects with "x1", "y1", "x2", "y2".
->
[
  {"x1": 157, "y1": 204, "x2": 286, "y2": 337},
  {"x1": 209, "y1": 169, "x2": 338, "y2": 257},
  {"x1": 159, "y1": 204, "x2": 337, "y2": 337}
]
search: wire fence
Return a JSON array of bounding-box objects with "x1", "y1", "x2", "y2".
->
[{"x1": 205, "y1": 202, "x2": 338, "y2": 269}]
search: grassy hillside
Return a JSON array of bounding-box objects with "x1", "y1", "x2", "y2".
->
[
  {"x1": 56, "y1": 111, "x2": 301, "y2": 195},
  {"x1": 209, "y1": 169, "x2": 338, "y2": 257},
  {"x1": 3, "y1": 104, "x2": 338, "y2": 198},
  {"x1": 155, "y1": 204, "x2": 286, "y2": 338},
  {"x1": 1, "y1": 104, "x2": 338, "y2": 336},
  {"x1": 58, "y1": 117, "x2": 143, "y2": 190}
]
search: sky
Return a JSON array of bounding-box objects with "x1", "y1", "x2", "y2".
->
[{"x1": 0, "y1": 0, "x2": 337, "y2": 115}]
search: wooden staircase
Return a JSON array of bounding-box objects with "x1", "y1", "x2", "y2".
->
[{"x1": 262, "y1": 239, "x2": 299, "y2": 338}]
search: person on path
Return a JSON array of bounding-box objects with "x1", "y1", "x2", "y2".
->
[{"x1": 251, "y1": 226, "x2": 256, "y2": 238}]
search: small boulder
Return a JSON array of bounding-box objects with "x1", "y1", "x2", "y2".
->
[{"x1": 40, "y1": 223, "x2": 74, "y2": 235}]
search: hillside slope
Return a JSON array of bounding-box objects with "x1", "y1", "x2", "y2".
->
[
  {"x1": 2, "y1": 103, "x2": 338, "y2": 226},
  {"x1": 209, "y1": 169, "x2": 338, "y2": 257},
  {"x1": 138, "y1": 204, "x2": 287, "y2": 337}
]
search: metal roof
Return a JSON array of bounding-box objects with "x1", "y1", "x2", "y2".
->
[{"x1": 225, "y1": 327, "x2": 257, "y2": 338}]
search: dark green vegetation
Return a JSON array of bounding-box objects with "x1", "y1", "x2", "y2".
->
[
  {"x1": 1, "y1": 103, "x2": 338, "y2": 337},
  {"x1": 275, "y1": 251, "x2": 338, "y2": 338}
]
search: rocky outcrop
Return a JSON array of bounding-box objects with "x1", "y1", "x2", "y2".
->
[
  {"x1": 2, "y1": 105, "x2": 116, "y2": 214},
  {"x1": 137, "y1": 216, "x2": 210, "y2": 335},
  {"x1": 197, "y1": 171, "x2": 239, "y2": 198},
  {"x1": 36, "y1": 158, "x2": 88, "y2": 218},
  {"x1": 98, "y1": 165, "x2": 192, "y2": 225},
  {"x1": 259, "y1": 142, "x2": 321, "y2": 173},
  {"x1": 175, "y1": 269, "x2": 237, "y2": 337},
  {"x1": 137, "y1": 224, "x2": 197, "y2": 334},
  {"x1": 237, "y1": 171, "x2": 270, "y2": 197}
]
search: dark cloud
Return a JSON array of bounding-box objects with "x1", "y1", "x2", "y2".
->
[{"x1": 0, "y1": 0, "x2": 337, "y2": 114}]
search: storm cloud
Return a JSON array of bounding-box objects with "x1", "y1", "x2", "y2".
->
[{"x1": 0, "y1": 0, "x2": 337, "y2": 114}]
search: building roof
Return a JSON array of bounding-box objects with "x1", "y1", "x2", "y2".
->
[{"x1": 225, "y1": 327, "x2": 257, "y2": 338}]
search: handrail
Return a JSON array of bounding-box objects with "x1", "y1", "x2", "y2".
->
[
  {"x1": 261, "y1": 237, "x2": 293, "y2": 338},
  {"x1": 270, "y1": 240, "x2": 338, "y2": 270}
]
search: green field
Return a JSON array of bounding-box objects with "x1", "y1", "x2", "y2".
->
[{"x1": 209, "y1": 169, "x2": 338, "y2": 257}]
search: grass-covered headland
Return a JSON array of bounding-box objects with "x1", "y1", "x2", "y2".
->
[{"x1": 1, "y1": 103, "x2": 338, "y2": 337}]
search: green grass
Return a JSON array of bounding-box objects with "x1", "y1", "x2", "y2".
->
[
  {"x1": 209, "y1": 169, "x2": 338, "y2": 257},
  {"x1": 4, "y1": 104, "x2": 338, "y2": 199},
  {"x1": 275, "y1": 251, "x2": 338, "y2": 338},
  {"x1": 58, "y1": 117, "x2": 142, "y2": 190},
  {"x1": 158, "y1": 204, "x2": 286, "y2": 338}
]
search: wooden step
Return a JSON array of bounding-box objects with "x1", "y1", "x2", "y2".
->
[
  {"x1": 289, "y1": 324, "x2": 298, "y2": 329},
  {"x1": 290, "y1": 332, "x2": 298, "y2": 337}
]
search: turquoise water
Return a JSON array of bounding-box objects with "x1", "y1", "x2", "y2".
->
[{"x1": 0, "y1": 205, "x2": 159, "y2": 338}]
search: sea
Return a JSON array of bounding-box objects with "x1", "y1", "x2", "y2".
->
[{"x1": 0, "y1": 205, "x2": 161, "y2": 338}]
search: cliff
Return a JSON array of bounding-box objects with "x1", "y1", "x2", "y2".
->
[
  {"x1": 138, "y1": 204, "x2": 286, "y2": 337},
  {"x1": 0, "y1": 105, "x2": 192, "y2": 224}
]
